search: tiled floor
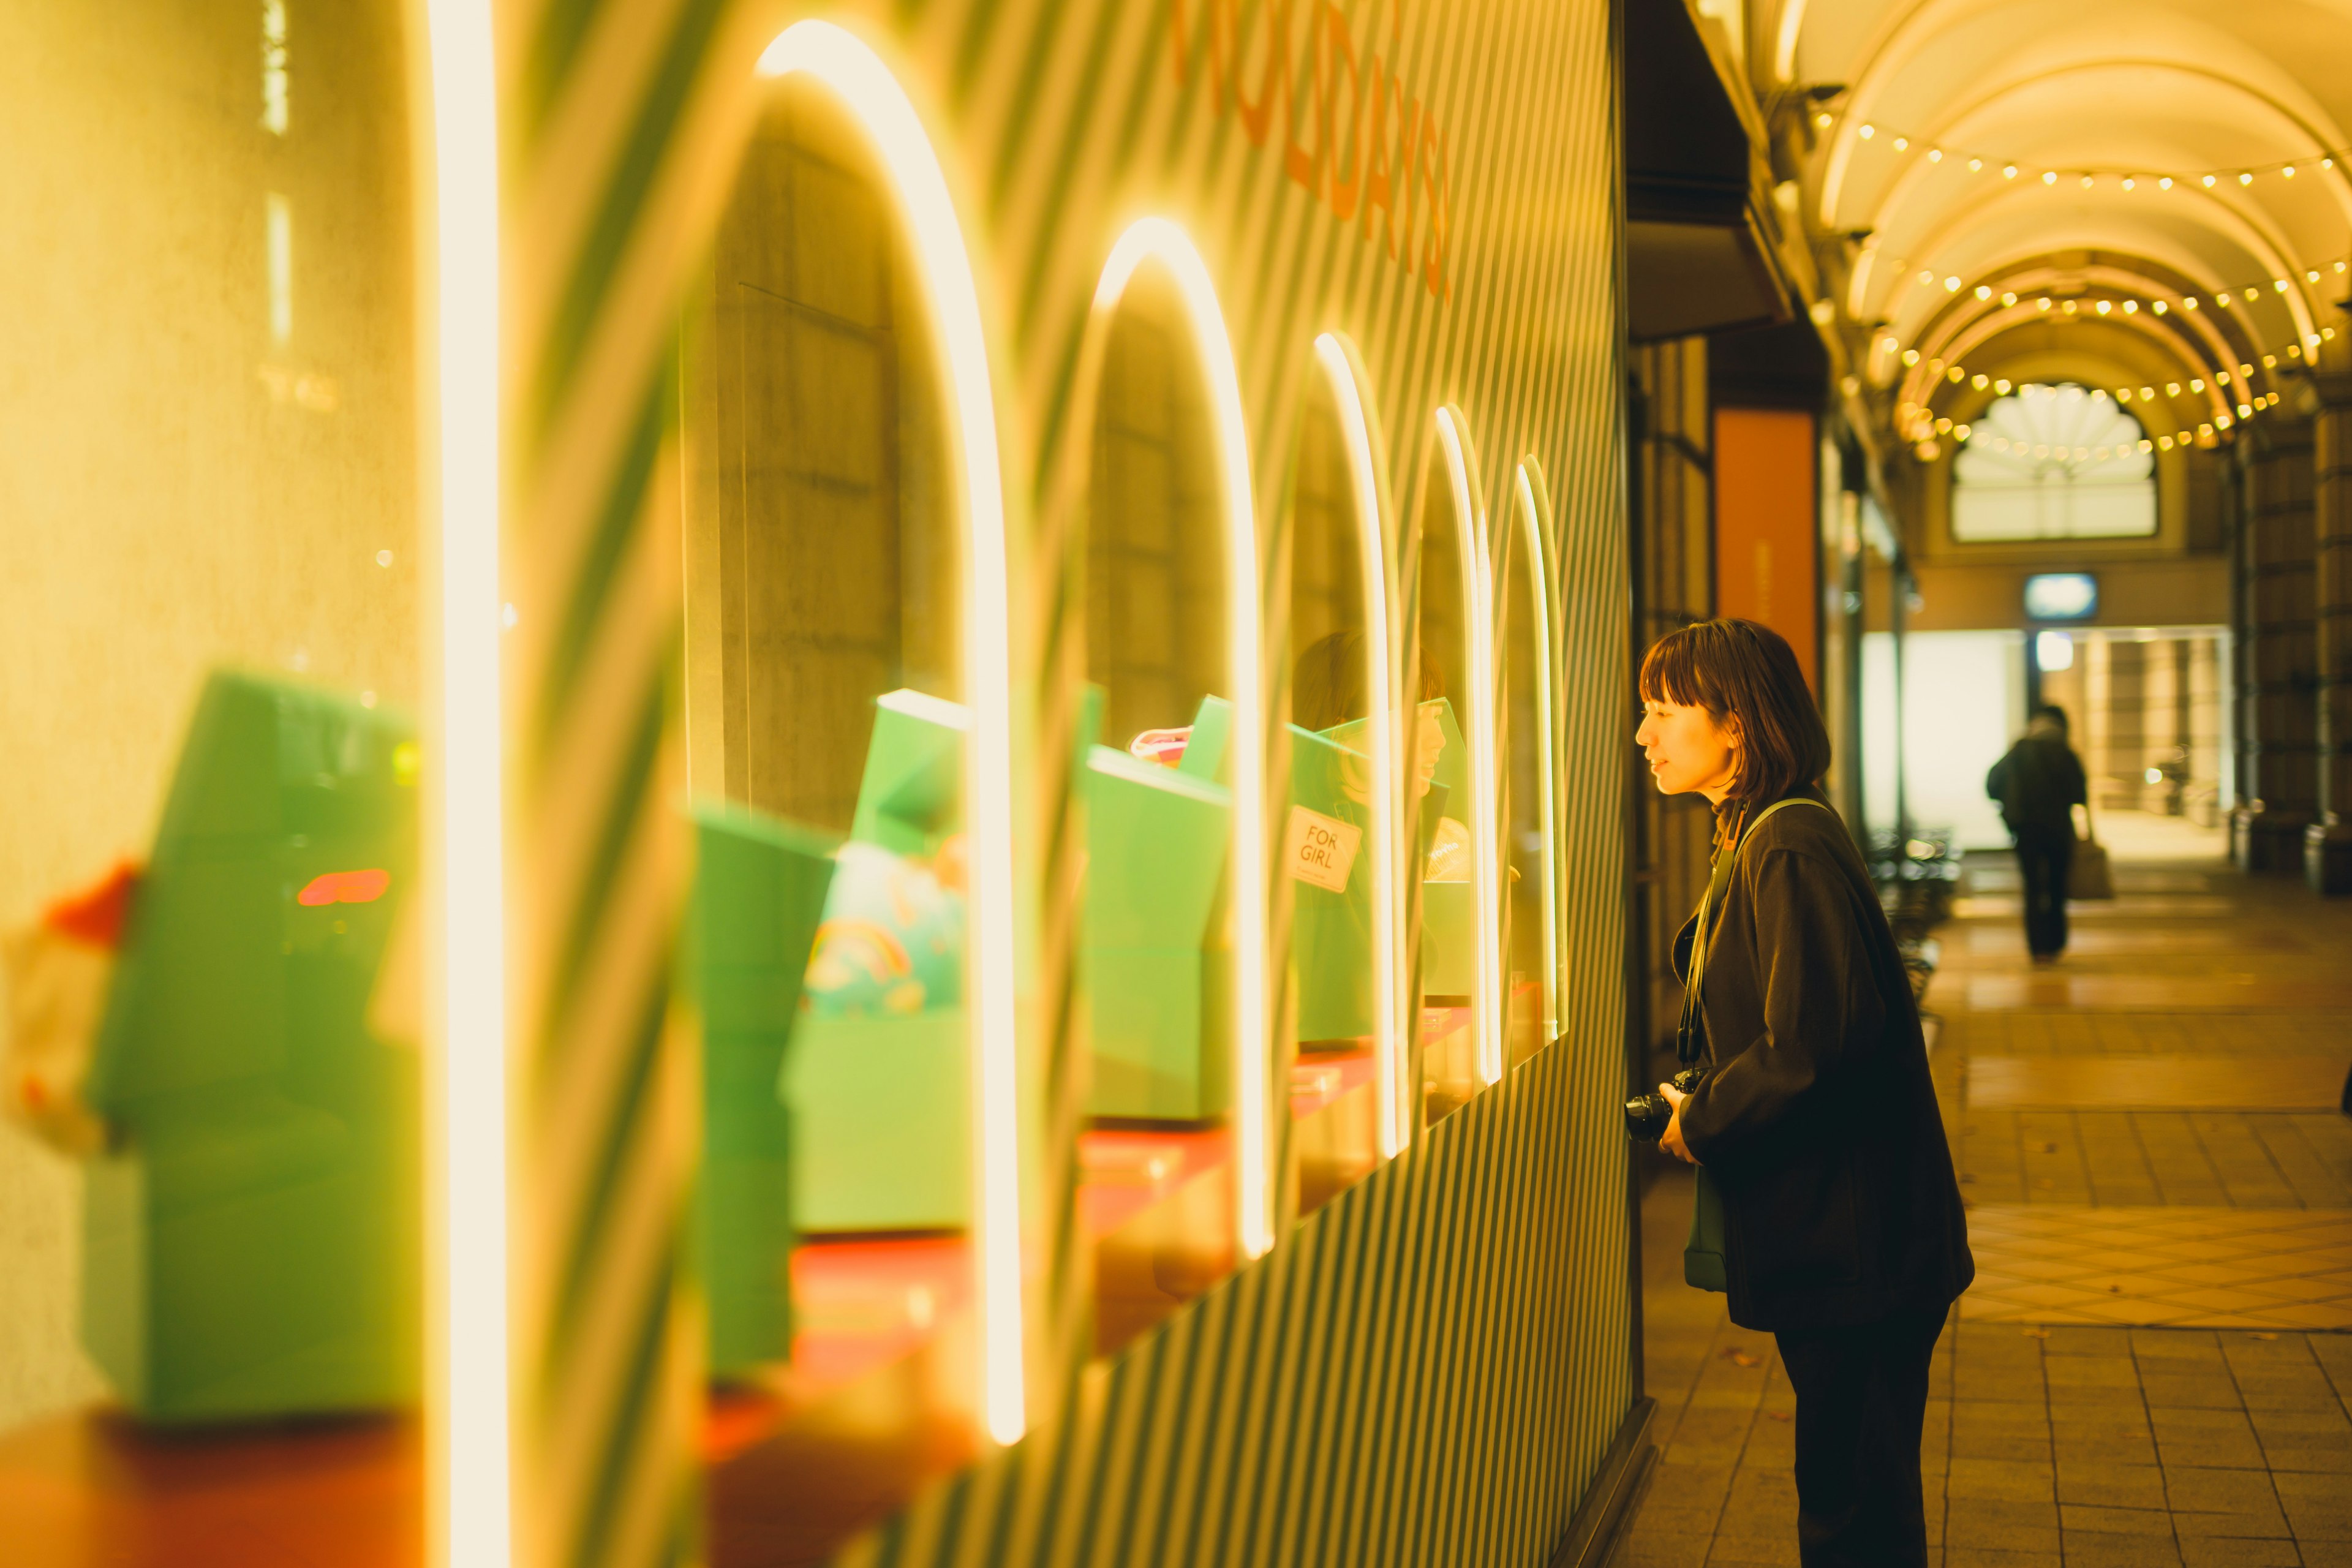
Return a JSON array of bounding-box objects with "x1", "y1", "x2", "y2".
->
[{"x1": 1613, "y1": 817, "x2": 2352, "y2": 1567}]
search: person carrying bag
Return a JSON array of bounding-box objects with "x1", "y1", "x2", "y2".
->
[{"x1": 1636, "y1": 619, "x2": 1972, "y2": 1568}]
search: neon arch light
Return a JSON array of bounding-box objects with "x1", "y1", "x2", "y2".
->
[
  {"x1": 1085, "y1": 219, "x2": 1272, "y2": 1259},
  {"x1": 1511, "y1": 460, "x2": 1560, "y2": 1047},
  {"x1": 755, "y1": 20, "x2": 1026, "y2": 1446},
  {"x1": 1430, "y1": 407, "x2": 1503, "y2": 1086},
  {"x1": 1311, "y1": 332, "x2": 1409, "y2": 1158},
  {"x1": 420, "y1": 0, "x2": 507, "y2": 1562}
]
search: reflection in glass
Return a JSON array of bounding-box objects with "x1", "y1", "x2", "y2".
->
[{"x1": 0, "y1": 0, "x2": 424, "y2": 1550}]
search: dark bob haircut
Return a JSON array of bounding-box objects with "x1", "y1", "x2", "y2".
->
[{"x1": 1638, "y1": 618, "x2": 1831, "y2": 805}]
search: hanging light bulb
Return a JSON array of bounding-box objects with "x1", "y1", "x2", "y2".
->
[
  {"x1": 2117, "y1": 387, "x2": 2134, "y2": 402},
  {"x1": 2182, "y1": 295, "x2": 2199, "y2": 311},
  {"x1": 2122, "y1": 176, "x2": 2136, "y2": 190},
  {"x1": 2239, "y1": 361, "x2": 2253, "y2": 377},
  {"x1": 1975, "y1": 284, "x2": 1992, "y2": 300},
  {"x1": 1860, "y1": 124, "x2": 1876, "y2": 139},
  {"x1": 2216, "y1": 292, "x2": 2231, "y2": 309},
  {"x1": 1945, "y1": 276, "x2": 1962, "y2": 292},
  {"x1": 2002, "y1": 291, "x2": 2018, "y2": 306},
  {"x1": 2037, "y1": 296, "x2": 2052, "y2": 311},
  {"x1": 2310, "y1": 270, "x2": 2324, "y2": 284},
  {"x1": 1995, "y1": 379, "x2": 2013, "y2": 394},
  {"x1": 1919, "y1": 270, "x2": 1936, "y2": 285},
  {"x1": 1973, "y1": 372, "x2": 1989, "y2": 389},
  {"x1": 1815, "y1": 111, "x2": 1833, "y2": 129},
  {"x1": 2122, "y1": 300, "x2": 2139, "y2": 314},
  {"x1": 2239, "y1": 172, "x2": 2253, "y2": 185},
  {"x1": 2144, "y1": 385, "x2": 2159, "y2": 400},
  {"x1": 1948, "y1": 366, "x2": 1965, "y2": 383},
  {"x1": 2042, "y1": 170, "x2": 2059, "y2": 185},
  {"x1": 1902, "y1": 349, "x2": 1921, "y2": 366},
  {"x1": 2239, "y1": 402, "x2": 2253, "y2": 418},
  {"x1": 2095, "y1": 299, "x2": 2113, "y2": 314},
  {"x1": 1968, "y1": 157, "x2": 1983, "y2": 172},
  {"x1": 2189, "y1": 379, "x2": 2204, "y2": 393},
  {"x1": 2263, "y1": 352, "x2": 2277, "y2": 368},
  {"x1": 2164, "y1": 383, "x2": 2178, "y2": 397},
  {"x1": 2063, "y1": 299, "x2": 2079, "y2": 315},
  {"x1": 2244, "y1": 287, "x2": 2260, "y2": 301},
  {"x1": 2283, "y1": 165, "x2": 2297, "y2": 179},
  {"x1": 2203, "y1": 174, "x2": 2217, "y2": 187},
  {"x1": 1893, "y1": 136, "x2": 1910, "y2": 151},
  {"x1": 2158, "y1": 435, "x2": 2175, "y2": 451},
  {"x1": 2274, "y1": 277, "x2": 2289, "y2": 292},
  {"x1": 2216, "y1": 413, "x2": 2233, "y2": 429},
  {"x1": 2081, "y1": 174, "x2": 2095, "y2": 189},
  {"x1": 2159, "y1": 176, "x2": 2174, "y2": 190},
  {"x1": 1928, "y1": 147, "x2": 1943, "y2": 163}
]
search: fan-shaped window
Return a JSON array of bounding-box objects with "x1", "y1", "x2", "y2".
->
[{"x1": 1952, "y1": 383, "x2": 2157, "y2": 541}]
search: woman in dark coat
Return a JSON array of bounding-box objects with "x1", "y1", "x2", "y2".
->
[{"x1": 1635, "y1": 619, "x2": 1972, "y2": 1568}]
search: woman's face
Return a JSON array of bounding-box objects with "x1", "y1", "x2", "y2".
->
[{"x1": 1636, "y1": 695, "x2": 1739, "y2": 801}]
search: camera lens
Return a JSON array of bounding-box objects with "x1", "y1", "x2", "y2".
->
[{"x1": 1623, "y1": 1093, "x2": 1672, "y2": 1142}]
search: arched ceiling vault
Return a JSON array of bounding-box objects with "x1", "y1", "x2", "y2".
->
[{"x1": 1784, "y1": 0, "x2": 2352, "y2": 461}]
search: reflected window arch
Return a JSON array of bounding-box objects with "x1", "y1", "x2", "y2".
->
[{"x1": 1952, "y1": 383, "x2": 2157, "y2": 541}]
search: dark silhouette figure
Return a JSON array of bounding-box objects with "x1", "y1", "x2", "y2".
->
[{"x1": 1986, "y1": 706, "x2": 2088, "y2": 961}]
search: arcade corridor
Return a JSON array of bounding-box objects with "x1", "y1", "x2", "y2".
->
[{"x1": 1619, "y1": 822, "x2": 2352, "y2": 1567}]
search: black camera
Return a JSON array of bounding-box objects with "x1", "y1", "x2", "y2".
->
[{"x1": 1624, "y1": 1068, "x2": 1705, "y2": 1142}]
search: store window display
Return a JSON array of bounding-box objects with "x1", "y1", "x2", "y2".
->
[
  {"x1": 678, "y1": 74, "x2": 986, "y2": 1538},
  {"x1": 1502, "y1": 462, "x2": 1564, "y2": 1065},
  {"x1": 1286, "y1": 360, "x2": 1398, "y2": 1212},
  {"x1": 1414, "y1": 409, "x2": 1506, "y2": 1122}
]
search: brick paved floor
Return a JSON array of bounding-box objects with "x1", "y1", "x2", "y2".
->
[{"x1": 1613, "y1": 817, "x2": 2352, "y2": 1567}]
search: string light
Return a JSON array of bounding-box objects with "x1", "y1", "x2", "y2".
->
[{"x1": 1844, "y1": 124, "x2": 2352, "y2": 186}]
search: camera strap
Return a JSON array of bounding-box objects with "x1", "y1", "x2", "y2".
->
[{"x1": 1675, "y1": 796, "x2": 1830, "y2": 1066}]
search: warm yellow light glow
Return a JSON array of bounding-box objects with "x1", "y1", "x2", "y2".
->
[
  {"x1": 266, "y1": 192, "x2": 293, "y2": 343},
  {"x1": 1088, "y1": 219, "x2": 1272, "y2": 1259},
  {"x1": 421, "y1": 2, "x2": 505, "y2": 1566},
  {"x1": 1433, "y1": 409, "x2": 1502, "y2": 1086},
  {"x1": 1313, "y1": 332, "x2": 1407, "y2": 1159},
  {"x1": 1512, "y1": 463, "x2": 1559, "y2": 1045},
  {"x1": 756, "y1": 19, "x2": 1024, "y2": 1446}
]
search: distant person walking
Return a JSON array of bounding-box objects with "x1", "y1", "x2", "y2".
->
[{"x1": 1986, "y1": 706, "x2": 2087, "y2": 962}]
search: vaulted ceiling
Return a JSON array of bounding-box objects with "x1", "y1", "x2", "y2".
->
[{"x1": 1764, "y1": 0, "x2": 2352, "y2": 452}]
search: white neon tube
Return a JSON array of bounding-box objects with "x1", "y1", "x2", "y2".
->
[
  {"x1": 1313, "y1": 333, "x2": 1405, "y2": 1158},
  {"x1": 1091, "y1": 221, "x2": 1272, "y2": 1259},
  {"x1": 1513, "y1": 463, "x2": 1560, "y2": 1043},
  {"x1": 1433, "y1": 409, "x2": 1502, "y2": 1086},
  {"x1": 423, "y1": 1, "x2": 507, "y2": 1564},
  {"x1": 755, "y1": 21, "x2": 1025, "y2": 1446}
]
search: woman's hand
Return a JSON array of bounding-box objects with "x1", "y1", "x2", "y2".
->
[{"x1": 1658, "y1": 1081, "x2": 1697, "y2": 1164}]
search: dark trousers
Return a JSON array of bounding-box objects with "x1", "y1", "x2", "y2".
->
[
  {"x1": 1773, "y1": 1302, "x2": 1947, "y2": 1568},
  {"x1": 2011, "y1": 824, "x2": 2073, "y2": 957}
]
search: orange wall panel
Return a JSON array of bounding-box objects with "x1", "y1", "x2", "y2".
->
[{"x1": 1713, "y1": 406, "x2": 1819, "y2": 691}]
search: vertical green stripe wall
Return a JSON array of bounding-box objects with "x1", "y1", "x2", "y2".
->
[
  {"x1": 506, "y1": 0, "x2": 1631, "y2": 1559},
  {"x1": 843, "y1": 0, "x2": 1633, "y2": 1559}
]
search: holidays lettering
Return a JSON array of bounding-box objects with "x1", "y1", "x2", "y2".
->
[{"x1": 1169, "y1": 0, "x2": 1452, "y2": 303}]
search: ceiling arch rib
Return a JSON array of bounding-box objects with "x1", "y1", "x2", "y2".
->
[
  {"x1": 1899, "y1": 307, "x2": 2235, "y2": 424},
  {"x1": 1893, "y1": 253, "x2": 2290, "y2": 384},
  {"x1": 1875, "y1": 189, "x2": 2323, "y2": 349},
  {"x1": 1845, "y1": 60, "x2": 2352, "y2": 244}
]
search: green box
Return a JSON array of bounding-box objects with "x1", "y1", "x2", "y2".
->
[
  {"x1": 1082, "y1": 698, "x2": 1233, "y2": 1121},
  {"x1": 782, "y1": 690, "x2": 973, "y2": 1232},
  {"x1": 82, "y1": 672, "x2": 419, "y2": 1423},
  {"x1": 688, "y1": 805, "x2": 835, "y2": 1376}
]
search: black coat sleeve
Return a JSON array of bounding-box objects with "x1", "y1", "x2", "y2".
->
[{"x1": 1677, "y1": 848, "x2": 1887, "y2": 1174}]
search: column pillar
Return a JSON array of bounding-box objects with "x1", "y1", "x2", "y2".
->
[
  {"x1": 2231, "y1": 415, "x2": 2319, "y2": 870},
  {"x1": 2307, "y1": 361, "x2": 2352, "y2": 891}
]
